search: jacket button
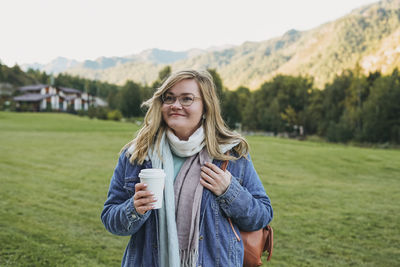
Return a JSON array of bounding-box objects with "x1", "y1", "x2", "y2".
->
[
  {"x1": 199, "y1": 236, "x2": 203, "y2": 240},
  {"x1": 132, "y1": 214, "x2": 137, "y2": 219}
]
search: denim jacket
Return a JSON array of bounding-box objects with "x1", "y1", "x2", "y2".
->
[{"x1": 101, "y1": 151, "x2": 273, "y2": 267}]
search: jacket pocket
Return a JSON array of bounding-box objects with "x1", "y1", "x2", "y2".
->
[{"x1": 123, "y1": 176, "x2": 140, "y2": 196}]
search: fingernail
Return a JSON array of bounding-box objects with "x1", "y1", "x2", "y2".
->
[
  {"x1": 143, "y1": 183, "x2": 147, "y2": 186},
  {"x1": 153, "y1": 197, "x2": 158, "y2": 201}
]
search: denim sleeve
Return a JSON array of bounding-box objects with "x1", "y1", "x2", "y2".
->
[
  {"x1": 216, "y1": 154, "x2": 273, "y2": 231},
  {"x1": 101, "y1": 152, "x2": 151, "y2": 236}
]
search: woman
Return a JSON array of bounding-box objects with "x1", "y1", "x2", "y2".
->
[{"x1": 101, "y1": 69, "x2": 273, "y2": 267}]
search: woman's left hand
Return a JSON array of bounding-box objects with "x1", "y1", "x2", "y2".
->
[{"x1": 200, "y1": 162, "x2": 232, "y2": 196}]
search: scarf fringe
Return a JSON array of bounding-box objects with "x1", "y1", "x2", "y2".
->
[{"x1": 179, "y1": 249, "x2": 198, "y2": 267}]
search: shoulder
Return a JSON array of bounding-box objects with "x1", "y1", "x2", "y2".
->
[
  {"x1": 124, "y1": 146, "x2": 152, "y2": 168},
  {"x1": 230, "y1": 149, "x2": 256, "y2": 169},
  {"x1": 118, "y1": 148, "x2": 131, "y2": 164},
  {"x1": 225, "y1": 151, "x2": 252, "y2": 175},
  {"x1": 228, "y1": 149, "x2": 251, "y2": 164},
  {"x1": 115, "y1": 148, "x2": 137, "y2": 174},
  {"x1": 114, "y1": 148, "x2": 152, "y2": 180},
  {"x1": 122, "y1": 143, "x2": 150, "y2": 164}
]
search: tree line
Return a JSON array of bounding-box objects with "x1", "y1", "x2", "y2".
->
[
  {"x1": 1, "y1": 62, "x2": 399, "y2": 144},
  {"x1": 221, "y1": 68, "x2": 400, "y2": 144}
]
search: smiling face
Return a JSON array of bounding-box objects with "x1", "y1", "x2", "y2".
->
[{"x1": 161, "y1": 79, "x2": 204, "y2": 140}]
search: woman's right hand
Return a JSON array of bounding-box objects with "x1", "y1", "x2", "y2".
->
[{"x1": 133, "y1": 183, "x2": 157, "y2": 215}]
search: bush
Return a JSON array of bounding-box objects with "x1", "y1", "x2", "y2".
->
[
  {"x1": 390, "y1": 125, "x2": 400, "y2": 144},
  {"x1": 326, "y1": 121, "x2": 353, "y2": 143},
  {"x1": 5, "y1": 101, "x2": 16, "y2": 111},
  {"x1": 20, "y1": 103, "x2": 32, "y2": 112},
  {"x1": 107, "y1": 110, "x2": 122, "y2": 121},
  {"x1": 87, "y1": 106, "x2": 96, "y2": 119},
  {"x1": 67, "y1": 104, "x2": 76, "y2": 114},
  {"x1": 86, "y1": 106, "x2": 111, "y2": 120},
  {"x1": 77, "y1": 110, "x2": 87, "y2": 117},
  {"x1": 95, "y1": 107, "x2": 108, "y2": 120}
]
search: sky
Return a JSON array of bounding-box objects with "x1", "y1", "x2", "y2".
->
[{"x1": 0, "y1": 0, "x2": 379, "y2": 66}]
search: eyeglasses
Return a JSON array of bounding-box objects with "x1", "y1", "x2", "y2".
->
[{"x1": 161, "y1": 92, "x2": 201, "y2": 106}]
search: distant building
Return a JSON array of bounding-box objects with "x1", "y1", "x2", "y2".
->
[
  {"x1": 13, "y1": 84, "x2": 105, "y2": 112},
  {"x1": 0, "y1": 82, "x2": 14, "y2": 96}
]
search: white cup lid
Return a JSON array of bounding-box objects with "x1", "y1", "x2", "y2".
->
[
  {"x1": 140, "y1": 168, "x2": 165, "y2": 173},
  {"x1": 139, "y1": 168, "x2": 166, "y2": 178}
]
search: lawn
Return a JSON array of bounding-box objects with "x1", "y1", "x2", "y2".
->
[{"x1": 0, "y1": 112, "x2": 399, "y2": 266}]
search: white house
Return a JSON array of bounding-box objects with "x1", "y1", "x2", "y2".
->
[{"x1": 13, "y1": 84, "x2": 101, "y2": 112}]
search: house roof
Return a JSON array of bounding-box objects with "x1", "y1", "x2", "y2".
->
[
  {"x1": 17, "y1": 85, "x2": 83, "y2": 95},
  {"x1": 18, "y1": 84, "x2": 49, "y2": 92},
  {"x1": 13, "y1": 93, "x2": 53, "y2": 102},
  {"x1": 58, "y1": 87, "x2": 82, "y2": 94},
  {"x1": 94, "y1": 97, "x2": 108, "y2": 107}
]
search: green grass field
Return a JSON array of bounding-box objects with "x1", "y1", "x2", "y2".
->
[{"x1": 1, "y1": 112, "x2": 399, "y2": 266}]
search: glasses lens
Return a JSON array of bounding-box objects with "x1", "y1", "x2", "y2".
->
[
  {"x1": 180, "y1": 95, "x2": 194, "y2": 106},
  {"x1": 162, "y1": 93, "x2": 175, "y2": 104}
]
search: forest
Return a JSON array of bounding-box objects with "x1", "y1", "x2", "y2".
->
[{"x1": 1, "y1": 63, "x2": 399, "y2": 144}]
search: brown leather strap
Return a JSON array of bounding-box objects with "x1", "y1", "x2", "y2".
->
[
  {"x1": 220, "y1": 158, "x2": 229, "y2": 171},
  {"x1": 266, "y1": 225, "x2": 273, "y2": 261},
  {"x1": 228, "y1": 217, "x2": 241, "y2": 241}
]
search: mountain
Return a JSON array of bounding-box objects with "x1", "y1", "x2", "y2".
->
[
  {"x1": 21, "y1": 46, "x2": 232, "y2": 79},
  {"x1": 57, "y1": 46, "x2": 236, "y2": 85},
  {"x1": 172, "y1": 0, "x2": 400, "y2": 89},
  {"x1": 26, "y1": 0, "x2": 400, "y2": 89},
  {"x1": 77, "y1": 48, "x2": 206, "y2": 71},
  {"x1": 22, "y1": 57, "x2": 79, "y2": 74}
]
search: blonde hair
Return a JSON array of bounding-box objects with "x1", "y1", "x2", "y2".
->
[{"x1": 122, "y1": 69, "x2": 249, "y2": 164}]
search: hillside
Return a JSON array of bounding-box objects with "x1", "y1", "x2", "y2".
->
[
  {"x1": 28, "y1": 0, "x2": 400, "y2": 89},
  {"x1": 182, "y1": 0, "x2": 400, "y2": 89}
]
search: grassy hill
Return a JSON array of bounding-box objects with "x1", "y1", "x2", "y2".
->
[
  {"x1": 64, "y1": 0, "x2": 400, "y2": 89},
  {"x1": 0, "y1": 112, "x2": 399, "y2": 266}
]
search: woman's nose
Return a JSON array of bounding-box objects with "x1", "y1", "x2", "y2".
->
[{"x1": 171, "y1": 98, "x2": 183, "y2": 109}]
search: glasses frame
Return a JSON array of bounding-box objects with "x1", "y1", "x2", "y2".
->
[{"x1": 161, "y1": 92, "x2": 202, "y2": 107}]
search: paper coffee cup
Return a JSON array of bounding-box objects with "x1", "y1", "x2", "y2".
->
[{"x1": 138, "y1": 168, "x2": 166, "y2": 209}]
